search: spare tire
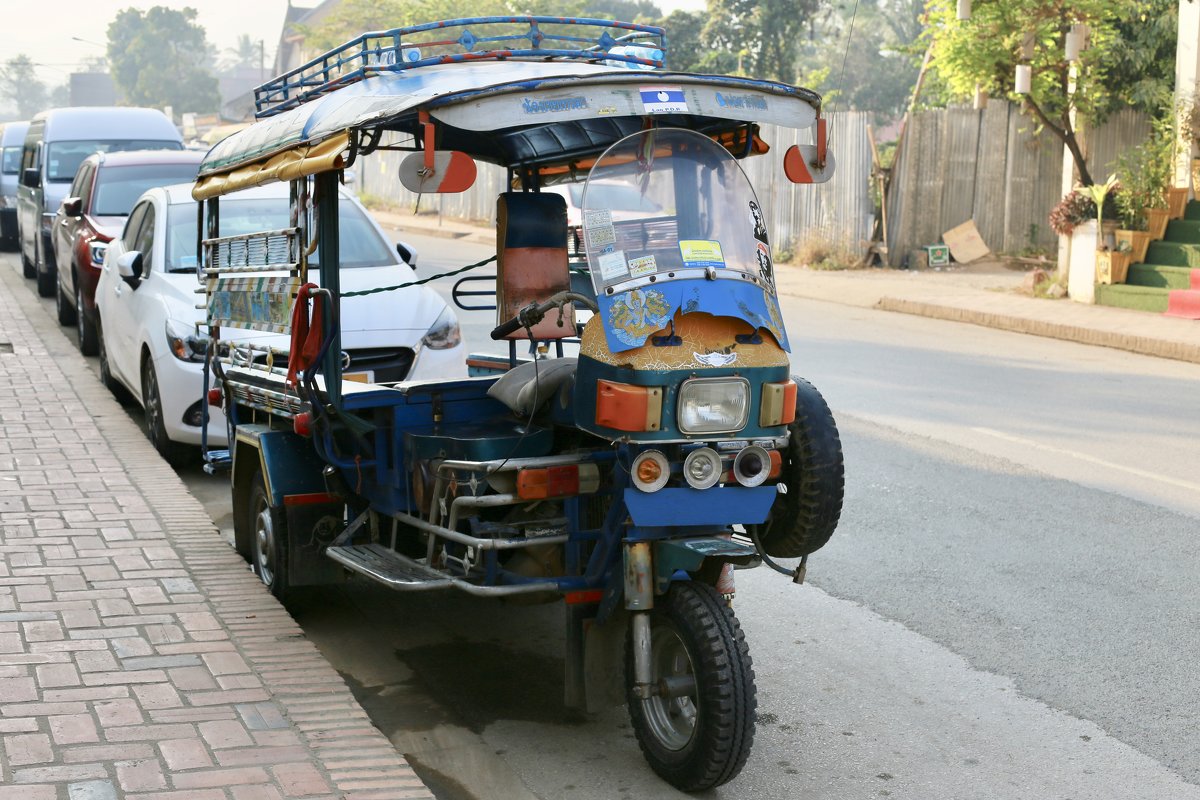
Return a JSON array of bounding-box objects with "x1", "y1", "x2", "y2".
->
[{"x1": 755, "y1": 377, "x2": 843, "y2": 558}]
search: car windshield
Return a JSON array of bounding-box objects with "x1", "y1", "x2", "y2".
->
[
  {"x1": 568, "y1": 182, "x2": 661, "y2": 214},
  {"x1": 166, "y1": 196, "x2": 395, "y2": 273},
  {"x1": 46, "y1": 140, "x2": 182, "y2": 182},
  {"x1": 582, "y1": 128, "x2": 773, "y2": 295},
  {"x1": 1, "y1": 147, "x2": 19, "y2": 175},
  {"x1": 94, "y1": 164, "x2": 201, "y2": 216}
]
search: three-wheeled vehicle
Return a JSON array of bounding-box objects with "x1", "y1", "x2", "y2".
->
[{"x1": 194, "y1": 17, "x2": 844, "y2": 791}]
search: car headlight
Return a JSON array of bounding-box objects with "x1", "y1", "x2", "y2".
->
[
  {"x1": 421, "y1": 306, "x2": 461, "y2": 350},
  {"x1": 677, "y1": 377, "x2": 750, "y2": 434},
  {"x1": 165, "y1": 319, "x2": 209, "y2": 363},
  {"x1": 88, "y1": 240, "x2": 108, "y2": 267}
]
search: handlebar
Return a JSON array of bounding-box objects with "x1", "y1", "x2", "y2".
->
[{"x1": 489, "y1": 291, "x2": 599, "y2": 340}]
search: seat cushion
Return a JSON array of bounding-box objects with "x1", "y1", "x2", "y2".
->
[{"x1": 486, "y1": 358, "x2": 577, "y2": 417}]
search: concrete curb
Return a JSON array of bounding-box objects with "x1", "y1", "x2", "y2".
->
[{"x1": 877, "y1": 297, "x2": 1200, "y2": 365}]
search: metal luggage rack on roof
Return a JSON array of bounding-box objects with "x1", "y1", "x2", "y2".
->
[{"x1": 254, "y1": 16, "x2": 667, "y2": 118}]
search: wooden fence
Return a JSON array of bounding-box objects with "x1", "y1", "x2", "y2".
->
[{"x1": 886, "y1": 101, "x2": 1150, "y2": 265}]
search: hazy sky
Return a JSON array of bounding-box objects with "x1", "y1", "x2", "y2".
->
[{"x1": 0, "y1": 0, "x2": 706, "y2": 86}]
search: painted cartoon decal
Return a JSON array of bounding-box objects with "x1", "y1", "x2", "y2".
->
[{"x1": 607, "y1": 288, "x2": 673, "y2": 347}]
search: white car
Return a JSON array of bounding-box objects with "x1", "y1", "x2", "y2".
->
[{"x1": 95, "y1": 182, "x2": 466, "y2": 464}]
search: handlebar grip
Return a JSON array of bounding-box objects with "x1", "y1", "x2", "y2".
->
[{"x1": 490, "y1": 315, "x2": 525, "y2": 340}]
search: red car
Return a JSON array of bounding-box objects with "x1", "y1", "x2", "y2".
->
[{"x1": 53, "y1": 149, "x2": 205, "y2": 354}]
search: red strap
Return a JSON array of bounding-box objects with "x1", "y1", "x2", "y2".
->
[{"x1": 287, "y1": 283, "x2": 323, "y2": 386}]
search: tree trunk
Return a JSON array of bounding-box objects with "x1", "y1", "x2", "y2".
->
[{"x1": 1023, "y1": 95, "x2": 1094, "y2": 187}]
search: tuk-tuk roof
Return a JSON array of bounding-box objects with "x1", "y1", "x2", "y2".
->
[{"x1": 195, "y1": 18, "x2": 823, "y2": 198}]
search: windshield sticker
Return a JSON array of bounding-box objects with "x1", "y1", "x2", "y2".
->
[
  {"x1": 629, "y1": 254, "x2": 657, "y2": 277},
  {"x1": 584, "y1": 208, "x2": 616, "y2": 249},
  {"x1": 756, "y1": 242, "x2": 774, "y2": 288},
  {"x1": 640, "y1": 86, "x2": 688, "y2": 114},
  {"x1": 522, "y1": 96, "x2": 588, "y2": 114},
  {"x1": 749, "y1": 201, "x2": 768, "y2": 244},
  {"x1": 679, "y1": 240, "x2": 725, "y2": 268},
  {"x1": 608, "y1": 288, "x2": 672, "y2": 346},
  {"x1": 598, "y1": 249, "x2": 629, "y2": 281}
]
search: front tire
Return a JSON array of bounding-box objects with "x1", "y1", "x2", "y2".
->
[
  {"x1": 141, "y1": 359, "x2": 190, "y2": 466},
  {"x1": 249, "y1": 471, "x2": 290, "y2": 600},
  {"x1": 627, "y1": 582, "x2": 756, "y2": 792}
]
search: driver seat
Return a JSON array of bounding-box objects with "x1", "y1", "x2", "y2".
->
[{"x1": 495, "y1": 191, "x2": 577, "y2": 341}]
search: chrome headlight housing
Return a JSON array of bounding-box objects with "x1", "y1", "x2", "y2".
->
[
  {"x1": 165, "y1": 319, "x2": 209, "y2": 363},
  {"x1": 421, "y1": 305, "x2": 461, "y2": 350},
  {"x1": 677, "y1": 377, "x2": 750, "y2": 434}
]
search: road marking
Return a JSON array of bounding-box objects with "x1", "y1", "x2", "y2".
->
[{"x1": 971, "y1": 426, "x2": 1200, "y2": 494}]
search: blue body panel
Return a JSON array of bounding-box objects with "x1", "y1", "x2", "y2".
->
[
  {"x1": 624, "y1": 486, "x2": 776, "y2": 527},
  {"x1": 236, "y1": 425, "x2": 329, "y2": 507}
]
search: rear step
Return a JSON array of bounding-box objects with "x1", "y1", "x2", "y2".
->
[{"x1": 325, "y1": 544, "x2": 454, "y2": 591}]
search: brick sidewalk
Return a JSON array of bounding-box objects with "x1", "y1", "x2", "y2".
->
[{"x1": 0, "y1": 258, "x2": 433, "y2": 798}]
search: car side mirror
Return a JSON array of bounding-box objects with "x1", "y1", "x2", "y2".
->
[
  {"x1": 396, "y1": 241, "x2": 417, "y2": 270},
  {"x1": 62, "y1": 197, "x2": 82, "y2": 217},
  {"x1": 22, "y1": 168, "x2": 40, "y2": 189},
  {"x1": 117, "y1": 250, "x2": 144, "y2": 286}
]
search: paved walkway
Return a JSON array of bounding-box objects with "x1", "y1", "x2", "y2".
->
[
  {"x1": 0, "y1": 255, "x2": 433, "y2": 799},
  {"x1": 374, "y1": 205, "x2": 1200, "y2": 364}
]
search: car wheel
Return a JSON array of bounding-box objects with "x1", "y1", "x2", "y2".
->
[
  {"x1": 141, "y1": 358, "x2": 191, "y2": 467},
  {"x1": 96, "y1": 319, "x2": 133, "y2": 405},
  {"x1": 21, "y1": 244, "x2": 35, "y2": 279},
  {"x1": 35, "y1": 235, "x2": 55, "y2": 298},
  {"x1": 56, "y1": 275, "x2": 77, "y2": 326},
  {"x1": 76, "y1": 284, "x2": 98, "y2": 356}
]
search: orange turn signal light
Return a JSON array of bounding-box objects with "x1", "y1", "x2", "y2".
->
[
  {"x1": 516, "y1": 463, "x2": 600, "y2": 500},
  {"x1": 596, "y1": 380, "x2": 663, "y2": 432},
  {"x1": 760, "y1": 380, "x2": 798, "y2": 427}
]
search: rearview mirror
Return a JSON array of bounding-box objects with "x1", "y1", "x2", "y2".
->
[
  {"x1": 22, "y1": 168, "x2": 40, "y2": 189},
  {"x1": 62, "y1": 197, "x2": 82, "y2": 217},
  {"x1": 117, "y1": 250, "x2": 144, "y2": 286},
  {"x1": 396, "y1": 241, "x2": 417, "y2": 269}
]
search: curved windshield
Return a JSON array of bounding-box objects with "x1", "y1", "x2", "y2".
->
[
  {"x1": 94, "y1": 164, "x2": 201, "y2": 216},
  {"x1": 582, "y1": 128, "x2": 773, "y2": 296},
  {"x1": 46, "y1": 140, "x2": 182, "y2": 182}
]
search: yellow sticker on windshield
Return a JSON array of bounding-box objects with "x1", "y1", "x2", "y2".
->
[{"x1": 679, "y1": 240, "x2": 724, "y2": 268}]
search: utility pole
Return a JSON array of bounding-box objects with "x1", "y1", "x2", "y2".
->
[{"x1": 259, "y1": 39, "x2": 265, "y2": 84}]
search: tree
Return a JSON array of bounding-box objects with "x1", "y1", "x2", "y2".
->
[
  {"x1": 107, "y1": 6, "x2": 219, "y2": 113},
  {"x1": 703, "y1": 0, "x2": 820, "y2": 82},
  {"x1": 0, "y1": 55, "x2": 48, "y2": 118},
  {"x1": 925, "y1": 0, "x2": 1176, "y2": 187},
  {"x1": 223, "y1": 34, "x2": 263, "y2": 72}
]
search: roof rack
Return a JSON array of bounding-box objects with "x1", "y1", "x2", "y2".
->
[{"x1": 254, "y1": 16, "x2": 668, "y2": 119}]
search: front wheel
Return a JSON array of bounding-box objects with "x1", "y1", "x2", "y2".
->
[
  {"x1": 141, "y1": 359, "x2": 190, "y2": 466},
  {"x1": 56, "y1": 277, "x2": 77, "y2": 326},
  {"x1": 626, "y1": 582, "x2": 756, "y2": 792},
  {"x1": 76, "y1": 285, "x2": 98, "y2": 355},
  {"x1": 35, "y1": 236, "x2": 55, "y2": 298}
]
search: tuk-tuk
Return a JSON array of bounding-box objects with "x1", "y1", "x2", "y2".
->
[{"x1": 194, "y1": 17, "x2": 844, "y2": 791}]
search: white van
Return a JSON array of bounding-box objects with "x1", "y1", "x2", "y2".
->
[
  {"x1": 0, "y1": 120, "x2": 29, "y2": 251},
  {"x1": 17, "y1": 107, "x2": 182, "y2": 295}
]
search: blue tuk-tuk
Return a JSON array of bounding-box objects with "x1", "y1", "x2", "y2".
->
[{"x1": 194, "y1": 18, "x2": 843, "y2": 791}]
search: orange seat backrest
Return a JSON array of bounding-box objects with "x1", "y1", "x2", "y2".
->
[{"x1": 495, "y1": 192, "x2": 576, "y2": 341}]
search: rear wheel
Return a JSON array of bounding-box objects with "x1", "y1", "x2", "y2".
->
[
  {"x1": 249, "y1": 471, "x2": 290, "y2": 600},
  {"x1": 141, "y1": 359, "x2": 190, "y2": 466},
  {"x1": 35, "y1": 236, "x2": 55, "y2": 298},
  {"x1": 76, "y1": 285, "x2": 98, "y2": 355},
  {"x1": 97, "y1": 319, "x2": 133, "y2": 405},
  {"x1": 627, "y1": 582, "x2": 756, "y2": 792},
  {"x1": 754, "y1": 377, "x2": 844, "y2": 558},
  {"x1": 21, "y1": 239, "x2": 35, "y2": 279},
  {"x1": 56, "y1": 276, "x2": 77, "y2": 325}
]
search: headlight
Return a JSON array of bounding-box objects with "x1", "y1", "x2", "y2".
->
[
  {"x1": 88, "y1": 240, "x2": 108, "y2": 267},
  {"x1": 165, "y1": 319, "x2": 209, "y2": 363},
  {"x1": 677, "y1": 378, "x2": 750, "y2": 434},
  {"x1": 421, "y1": 306, "x2": 461, "y2": 350}
]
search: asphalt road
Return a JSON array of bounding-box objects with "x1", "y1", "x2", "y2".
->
[{"x1": 8, "y1": 233, "x2": 1200, "y2": 800}]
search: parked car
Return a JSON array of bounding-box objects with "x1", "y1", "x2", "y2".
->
[
  {"x1": 0, "y1": 121, "x2": 29, "y2": 251},
  {"x1": 95, "y1": 182, "x2": 465, "y2": 463},
  {"x1": 52, "y1": 149, "x2": 205, "y2": 355},
  {"x1": 17, "y1": 107, "x2": 183, "y2": 296}
]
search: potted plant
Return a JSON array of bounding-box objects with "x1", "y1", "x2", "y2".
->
[
  {"x1": 1183, "y1": 94, "x2": 1200, "y2": 198},
  {"x1": 1079, "y1": 177, "x2": 1130, "y2": 284},
  {"x1": 1115, "y1": 136, "x2": 1171, "y2": 261}
]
